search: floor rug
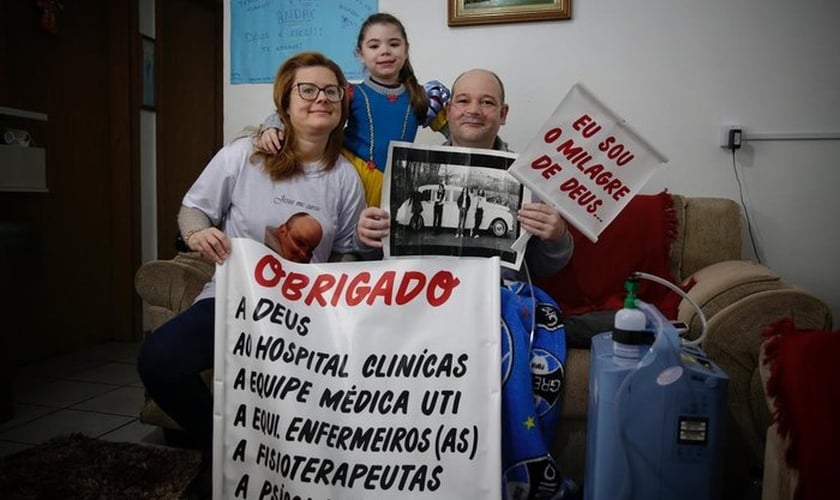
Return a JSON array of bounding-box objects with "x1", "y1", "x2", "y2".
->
[{"x1": 0, "y1": 433, "x2": 200, "y2": 499}]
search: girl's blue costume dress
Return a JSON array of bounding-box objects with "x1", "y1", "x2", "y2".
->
[{"x1": 342, "y1": 77, "x2": 449, "y2": 207}]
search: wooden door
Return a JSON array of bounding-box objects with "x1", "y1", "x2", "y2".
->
[{"x1": 156, "y1": 0, "x2": 223, "y2": 258}]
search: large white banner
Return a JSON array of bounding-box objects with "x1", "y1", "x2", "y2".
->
[
  {"x1": 508, "y1": 83, "x2": 668, "y2": 242},
  {"x1": 212, "y1": 238, "x2": 502, "y2": 499}
]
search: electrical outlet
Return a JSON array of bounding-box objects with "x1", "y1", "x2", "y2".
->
[{"x1": 720, "y1": 125, "x2": 743, "y2": 150}]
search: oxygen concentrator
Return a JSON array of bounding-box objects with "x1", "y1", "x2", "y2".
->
[{"x1": 583, "y1": 278, "x2": 728, "y2": 500}]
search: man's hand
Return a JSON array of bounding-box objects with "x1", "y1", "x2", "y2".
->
[
  {"x1": 516, "y1": 202, "x2": 568, "y2": 242},
  {"x1": 187, "y1": 227, "x2": 231, "y2": 264},
  {"x1": 256, "y1": 127, "x2": 284, "y2": 154},
  {"x1": 356, "y1": 207, "x2": 391, "y2": 248}
]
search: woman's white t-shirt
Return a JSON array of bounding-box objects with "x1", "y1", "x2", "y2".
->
[{"x1": 183, "y1": 136, "x2": 366, "y2": 301}]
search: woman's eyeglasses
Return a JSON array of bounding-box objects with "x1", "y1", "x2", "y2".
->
[{"x1": 294, "y1": 83, "x2": 345, "y2": 103}]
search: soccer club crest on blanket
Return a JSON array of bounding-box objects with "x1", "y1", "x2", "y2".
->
[{"x1": 500, "y1": 283, "x2": 577, "y2": 499}]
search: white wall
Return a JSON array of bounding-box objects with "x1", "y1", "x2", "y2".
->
[{"x1": 223, "y1": 0, "x2": 840, "y2": 323}]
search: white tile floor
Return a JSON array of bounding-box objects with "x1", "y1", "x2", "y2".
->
[{"x1": 0, "y1": 340, "x2": 166, "y2": 459}]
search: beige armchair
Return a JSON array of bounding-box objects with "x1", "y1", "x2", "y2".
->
[
  {"x1": 134, "y1": 194, "x2": 832, "y2": 497},
  {"x1": 545, "y1": 195, "x2": 832, "y2": 498},
  {"x1": 134, "y1": 252, "x2": 214, "y2": 429}
]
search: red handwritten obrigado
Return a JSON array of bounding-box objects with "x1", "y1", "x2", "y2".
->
[{"x1": 253, "y1": 255, "x2": 462, "y2": 308}]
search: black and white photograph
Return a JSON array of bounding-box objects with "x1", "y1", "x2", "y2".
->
[{"x1": 383, "y1": 142, "x2": 528, "y2": 270}]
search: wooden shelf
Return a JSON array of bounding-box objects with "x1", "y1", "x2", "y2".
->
[{"x1": 0, "y1": 106, "x2": 48, "y2": 122}]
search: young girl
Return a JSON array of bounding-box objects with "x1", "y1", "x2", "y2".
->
[{"x1": 258, "y1": 12, "x2": 449, "y2": 208}]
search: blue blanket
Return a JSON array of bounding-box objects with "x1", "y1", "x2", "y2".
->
[{"x1": 500, "y1": 282, "x2": 577, "y2": 500}]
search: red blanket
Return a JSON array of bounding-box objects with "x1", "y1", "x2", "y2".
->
[
  {"x1": 762, "y1": 318, "x2": 840, "y2": 500},
  {"x1": 537, "y1": 191, "x2": 681, "y2": 318}
]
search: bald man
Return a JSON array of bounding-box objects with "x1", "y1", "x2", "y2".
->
[
  {"x1": 353, "y1": 69, "x2": 581, "y2": 499},
  {"x1": 358, "y1": 68, "x2": 574, "y2": 283}
]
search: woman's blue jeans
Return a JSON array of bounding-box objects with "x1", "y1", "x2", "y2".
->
[{"x1": 137, "y1": 298, "x2": 215, "y2": 461}]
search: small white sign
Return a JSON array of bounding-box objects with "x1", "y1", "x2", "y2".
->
[{"x1": 508, "y1": 83, "x2": 668, "y2": 242}]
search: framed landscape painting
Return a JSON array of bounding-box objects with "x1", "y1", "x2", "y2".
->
[{"x1": 448, "y1": 0, "x2": 571, "y2": 27}]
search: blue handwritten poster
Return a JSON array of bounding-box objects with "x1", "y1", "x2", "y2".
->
[{"x1": 231, "y1": 0, "x2": 378, "y2": 84}]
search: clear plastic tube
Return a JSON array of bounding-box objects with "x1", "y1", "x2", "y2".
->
[{"x1": 630, "y1": 271, "x2": 708, "y2": 347}]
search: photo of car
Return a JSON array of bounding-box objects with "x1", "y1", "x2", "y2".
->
[{"x1": 394, "y1": 184, "x2": 514, "y2": 238}]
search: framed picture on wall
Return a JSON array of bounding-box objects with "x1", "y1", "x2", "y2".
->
[
  {"x1": 141, "y1": 35, "x2": 156, "y2": 109},
  {"x1": 448, "y1": 0, "x2": 571, "y2": 27}
]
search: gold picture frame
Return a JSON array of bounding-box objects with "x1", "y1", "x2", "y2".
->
[{"x1": 448, "y1": 0, "x2": 571, "y2": 27}]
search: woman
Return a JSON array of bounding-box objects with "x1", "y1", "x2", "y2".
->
[
  {"x1": 136, "y1": 52, "x2": 366, "y2": 499},
  {"x1": 456, "y1": 185, "x2": 471, "y2": 238},
  {"x1": 472, "y1": 188, "x2": 485, "y2": 238}
]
